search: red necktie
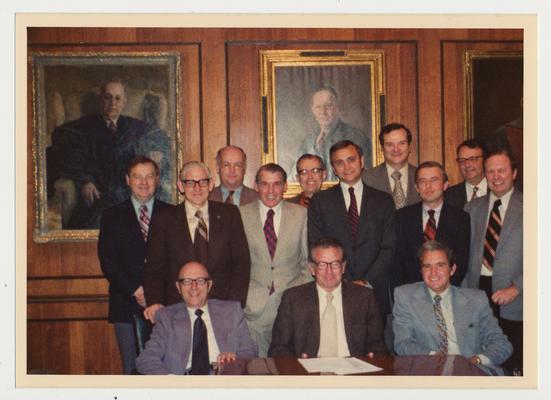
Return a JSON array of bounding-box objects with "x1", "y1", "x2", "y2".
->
[
  {"x1": 139, "y1": 205, "x2": 150, "y2": 241},
  {"x1": 348, "y1": 187, "x2": 359, "y2": 241},
  {"x1": 263, "y1": 209, "x2": 277, "y2": 259},
  {"x1": 424, "y1": 209, "x2": 437, "y2": 241}
]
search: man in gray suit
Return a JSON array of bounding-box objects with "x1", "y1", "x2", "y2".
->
[
  {"x1": 209, "y1": 145, "x2": 258, "y2": 206},
  {"x1": 463, "y1": 149, "x2": 523, "y2": 374},
  {"x1": 362, "y1": 122, "x2": 420, "y2": 208},
  {"x1": 240, "y1": 163, "x2": 313, "y2": 356},
  {"x1": 393, "y1": 241, "x2": 512, "y2": 376},
  {"x1": 136, "y1": 261, "x2": 257, "y2": 375}
]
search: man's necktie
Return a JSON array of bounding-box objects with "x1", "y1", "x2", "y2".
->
[
  {"x1": 483, "y1": 199, "x2": 502, "y2": 272},
  {"x1": 318, "y1": 292, "x2": 338, "y2": 357},
  {"x1": 108, "y1": 120, "x2": 116, "y2": 133},
  {"x1": 263, "y1": 209, "x2": 277, "y2": 260},
  {"x1": 138, "y1": 205, "x2": 150, "y2": 241},
  {"x1": 424, "y1": 209, "x2": 437, "y2": 241},
  {"x1": 225, "y1": 190, "x2": 235, "y2": 205},
  {"x1": 391, "y1": 170, "x2": 406, "y2": 209},
  {"x1": 348, "y1": 187, "x2": 359, "y2": 241},
  {"x1": 433, "y1": 295, "x2": 448, "y2": 354},
  {"x1": 191, "y1": 309, "x2": 210, "y2": 375},
  {"x1": 194, "y1": 210, "x2": 209, "y2": 266},
  {"x1": 470, "y1": 186, "x2": 479, "y2": 201}
]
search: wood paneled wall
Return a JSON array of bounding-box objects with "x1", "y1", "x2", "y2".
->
[{"x1": 26, "y1": 27, "x2": 522, "y2": 374}]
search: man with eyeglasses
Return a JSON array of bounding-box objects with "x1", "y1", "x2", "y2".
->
[
  {"x1": 136, "y1": 261, "x2": 257, "y2": 375},
  {"x1": 143, "y1": 161, "x2": 251, "y2": 324},
  {"x1": 209, "y1": 145, "x2": 258, "y2": 206},
  {"x1": 445, "y1": 139, "x2": 488, "y2": 210},
  {"x1": 269, "y1": 237, "x2": 386, "y2": 358},
  {"x1": 239, "y1": 163, "x2": 313, "y2": 356},
  {"x1": 288, "y1": 154, "x2": 327, "y2": 208}
]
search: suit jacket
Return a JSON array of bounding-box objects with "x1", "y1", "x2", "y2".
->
[
  {"x1": 393, "y1": 283, "x2": 513, "y2": 373},
  {"x1": 362, "y1": 163, "x2": 421, "y2": 207},
  {"x1": 144, "y1": 201, "x2": 251, "y2": 307},
  {"x1": 98, "y1": 198, "x2": 170, "y2": 323},
  {"x1": 135, "y1": 299, "x2": 258, "y2": 374},
  {"x1": 394, "y1": 201, "x2": 470, "y2": 288},
  {"x1": 209, "y1": 185, "x2": 258, "y2": 206},
  {"x1": 269, "y1": 281, "x2": 386, "y2": 357},
  {"x1": 463, "y1": 190, "x2": 523, "y2": 321},
  {"x1": 308, "y1": 183, "x2": 396, "y2": 315},
  {"x1": 240, "y1": 200, "x2": 312, "y2": 325},
  {"x1": 445, "y1": 181, "x2": 468, "y2": 210}
]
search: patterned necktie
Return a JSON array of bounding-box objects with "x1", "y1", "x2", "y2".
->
[
  {"x1": 108, "y1": 120, "x2": 116, "y2": 133},
  {"x1": 318, "y1": 292, "x2": 338, "y2": 357},
  {"x1": 263, "y1": 209, "x2": 277, "y2": 260},
  {"x1": 424, "y1": 209, "x2": 437, "y2": 241},
  {"x1": 138, "y1": 205, "x2": 150, "y2": 241},
  {"x1": 225, "y1": 190, "x2": 235, "y2": 205},
  {"x1": 391, "y1": 170, "x2": 406, "y2": 209},
  {"x1": 483, "y1": 199, "x2": 502, "y2": 272},
  {"x1": 470, "y1": 186, "x2": 479, "y2": 201},
  {"x1": 191, "y1": 309, "x2": 210, "y2": 375},
  {"x1": 433, "y1": 295, "x2": 448, "y2": 354},
  {"x1": 300, "y1": 195, "x2": 311, "y2": 208},
  {"x1": 194, "y1": 210, "x2": 209, "y2": 266},
  {"x1": 348, "y1": 187, "x2": 359, "y2": 241}
]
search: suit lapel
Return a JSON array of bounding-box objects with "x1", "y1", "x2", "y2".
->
[
  {"x1": 377, "y1": 165, "x2": 392, "y2": 193},
  {"x1": 248, "y1": 201, "x2": 273, "y2": 264},
  {"x1": 412, "y1": 202, "x2": 425, "y2": 241},
  {"x1": 123, "y1": 200, "x2": 144, "y2": 244},
  {"x1": 173, "y1": 304, "x2": 193, "y2": 368},
  {"x1": 436, "y1": 202, "x2": 450, "y2": 239},
  {"x1": 450, "y1": 286, "x2": 470, "y2": 353},
  {"x1": 497, "y1": 190, "x2": 522, "y2": 248},
  {"x1": 406, "y1": 165, "x2": 418, "y2": 203},
  {"x1": 341, "y1": 283, "x2": 355, "y2": 351},
  {"x1": 413, "y1": 285, "x2": 440, "y2": 342},
  {"x1": 273, "y1": 202, "x2": 293, "y2": 262},
  {"x1": 304, "y1": 284, "x2": 321, "y2": 356},
  {"x1": 208, "y1": 301, "x2": 226, "y2": 352},
  {"x1": 175, "y1": 203, "x2": 193, "y2": 244},
  {"x1": 330, "y1": 185, "x2": 354, "y2": 241}
]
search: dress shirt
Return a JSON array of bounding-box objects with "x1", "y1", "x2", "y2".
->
[
  {"x1": 480, "y1": 187, "x2": 515, "y2": 277},
  {"x1": 315, "y1": 283, "x2": 351, "y2": 357},
  {"x1": 185, "y1": 201, "x2": 210, "y2": 243},
  {"x1": 385, "y1": 162, "x2": 409, "y2": 193},
  {"x1": 339, "y1": 179, "x2": 364, "y2": 216},
  {"x1": 104, "y1": 117, "x2": 120, "y2": 129},
  {"x1": 259, "y1": 201, "x2": 283, "y2": 235},
  {"x1": 185, "y1": 305, "x2": 221, "y2": 369},
  {"x1": 422, "y1": 201, "x2": 444, "y2": 229},
  {"x1": 130, "y1": 195, "x2": 154, "y2": 221},
  {"x1": 465, "y1": 178, "x2": 488, "y2": 200},
  {"x1": 220, "y1": 185, "x2": 244, "y2": 206}
]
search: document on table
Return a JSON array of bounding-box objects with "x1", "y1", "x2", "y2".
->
[{"x1": 298, "y1": 357, "x2": 383, "y2": 375}]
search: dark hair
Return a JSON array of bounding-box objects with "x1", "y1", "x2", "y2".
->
[
  {"x1": 215, "y1": 145, "x2": 247, "y2": 164},
  {"x1": 456, "y1": 138, "x2": 486, "y2": 158},
  {"x1": 415, "y1": 161, "x2": 448, "y2": 183},
  {"x1": 311, "y1": 85, "x2": 339, "y2": 103},
  {"x1": 295, "y1": 153, "x2": 326, "y2": 173},
  {"x1": 329, "y1": 140, "x2": 363, "y2": 164},
  {"x1": 309, "y1": 237, "x2": 345, "y2": 263},
  {"x1": 127, "y1": 155, "x2": 159, "y2": 177},
  {"x1": 484, "y1": 149, "x2": 518, "y2": 172},
  {"x1": 100, "y1": 78, "x2": 127, "y2": 96},
  {"x1": 417, "y1": 240, "x2": 455, "y2": 267},
  {"x1": 255, "y1": 163, "x2": 287, "y2": 183},
  {"x1": 379, "y1": 123, "x2": 413, "y2": 147}
]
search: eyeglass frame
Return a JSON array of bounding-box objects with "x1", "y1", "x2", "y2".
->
[
  {"x1": 177, "y1": 277, "x2": 211, "y2": 286},
  {"x1": 297, "y1": 167, "x2": 325, "y2": 176},
  {"x1": 311, "y1": 259, "x2": 345, "y2": 270},
  {"x1": 455, "y1": 155, "x2": 483, "y2": 164},
  {"x1": 181, "y1": 178, "x2": 211, "y2": 188}
]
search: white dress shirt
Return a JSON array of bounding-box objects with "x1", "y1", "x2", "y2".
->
[
  {"x1": 339, "y1": 179, "x2": 364, "y2": 216},
  {"x1": 259, "y1": 200, "x2": 283, "y2": 235},
  {"x1": 465, "y1": 177, "x2": 488, "y2": 200},
  {"x1": 315, "y1": 283, "x2": 351, "y2": 357}
]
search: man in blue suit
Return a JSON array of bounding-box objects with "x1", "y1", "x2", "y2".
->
[
  {"x1": 393, "y1": 240, "x2": 512, "y2": 376},
  {"x1": 136, "y1": 261, "x2": 258, "y2": 375}
]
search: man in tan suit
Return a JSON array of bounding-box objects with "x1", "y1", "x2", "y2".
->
[{"x1": 239, "y1": 163, "x2": 313, "y2": 356}]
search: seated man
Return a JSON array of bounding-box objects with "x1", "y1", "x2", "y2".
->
[
  {"x1": 136, "y1": 262, "x2": 257, "y2": 375},
  {"x1": 269, "y1": 237, "x2": 386, "y2": 358},
  {"x1": 393, "y1": 240, "x2": 512, "y2": 375}
]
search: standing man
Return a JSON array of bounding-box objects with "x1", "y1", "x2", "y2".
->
[
  {"x1": 288, "y1": 154, "x2": 327, "y2": 207},
  {"x1": 309, "y1": 140, "x2": 395, "y2": 316},
  {"x1": 393, "y1": 241, "x2": 512, "y2": 376},
  {"x1": 240, "y1": 163, "x2": 312, "y2": 356},
  {"x1": 209, "y1": 145, "x2": 258, "y2": 206},
  {"x1": 394, "y1": 161, "x2": 470, "y2": 288},
  {"x1": 445, "y1": 139, "x2": 487, "y2": 210},
  {"x1": 269, "y1": 237, "x2": 386, "y2": 358},
  {"x1": 98, "y1": 156, "x2": 170, "y2": 374},
  {"x1": 463, "y1": 149, "x2": 523, "y2": 374},
  {"x1": 143, "y1": 161, "x2": 250, "y2": 323},
  {"x1": 363, "y1": 122, "x2": 420, "y2": 209}
]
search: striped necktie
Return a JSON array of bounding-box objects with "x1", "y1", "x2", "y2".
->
[
  {"x1": 348, "y1": 187, "x2": 359, "y2": 241},
  {"x1": 433, "y1": 295, "x2": 448, "y2": 354},
  {"x1": 194, "y1": 209, "x2": 209, "y2": 266},
  {"x1": 424, "y1": 209, "x2": 437, "y2": 241},
  {"x1": 391, "y1": 170, "x2": 406, "y2": 209},
  {"x1": 138, "y1": 205, "x2": 150, "y2": 241},
  {"x1": 483, "y1": 199, "x2": 502, "y2": 272}
]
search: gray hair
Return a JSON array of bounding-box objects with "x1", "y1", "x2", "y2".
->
[{"x1": 179, "y1": 161, "x2": 212, "y2": 181}]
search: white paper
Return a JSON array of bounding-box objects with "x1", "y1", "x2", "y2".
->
[{"x1": 298, "y1": 357, "x2": 383, "y2": 375}]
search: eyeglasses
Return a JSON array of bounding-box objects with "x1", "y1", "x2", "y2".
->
[
  {"x1": 182, "y1": 178, "x2": 210, "y2": 188},
  {"x1": 297, "y1": 168, "x2": 324, "y2": 176},
  {"x1": 312, "y1": 260, "x2": 344, "y2": 270},
  {"x1": 177, "y1": 277, "x2": 211, "y2": 286},
  {"x1": 456, "y1": 156, "x2": 483, "y2": 164}
]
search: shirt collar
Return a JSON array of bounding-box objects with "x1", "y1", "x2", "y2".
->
[
  {"x1": 221, "y1": 185, "x2": 243, "y2": 197},
  {"x1": 258, "y1": 199, "x2": 283, "y2": 216},
  {"x1": 385, "y1": 162, "x2": 409, "y2": 179},
  {"x1": 185, "y1": 199, "x2": 209, "y2": 218},
  {"x1": 427, "y1": 285, "x2": 451, "y2": 301},
  {"x1": 130, "y1": 196, "x2": 155, "y2": 214}
]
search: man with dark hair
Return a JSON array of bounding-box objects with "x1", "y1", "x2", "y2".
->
[
  {"x1": 269, "y1": 237, "x2": 386, "y2": 358},
  {"x1": 288, "y1": 154, "x2": 327, "y2": 207},
  {"x1": 239, "y1": 163, "x2": 312, "y2": 356},
  {"x1": 393, "y1": 240, "x2": 512, "y2": 376},
  {"x1": 209, "y1": 145, "x2": 258, "y2": 206},
  {"x1": 98, "y1": 155, "x2": 170, "y2": 374},
  {"x1": 446, "y1": 139, "x2": 487, "y2": 209},
  {"x1": 308, "y1": 140, "x2": 395, "y2": 316},
  {"x1": 363, "y1": 122, "x2": 421, "y2": 209},
  {"x1": 393, "y1": 161, "x2": 470, "y2": 289}
]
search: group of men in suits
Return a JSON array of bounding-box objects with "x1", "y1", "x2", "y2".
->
[{"x1": 99, "y1": 121, "x2": 522, "y2": 375}]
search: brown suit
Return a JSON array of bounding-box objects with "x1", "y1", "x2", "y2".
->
[
  {"x1": 209, "y1": 185, "x2": 258, "y2": 206},
  {"x1": 269, "y1": 281, "x2": 386, "y2": 357},
  {"x1": 144, "y1": 201, "x2": 251, "y2": 307}
]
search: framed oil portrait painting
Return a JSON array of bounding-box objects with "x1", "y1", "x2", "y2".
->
[
  {"x1": 30, "y1": 52, "x2": 181, "y2": 242},
  {"x1": 260, "y1": 49, "x2": 385, "y2": 195}
]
